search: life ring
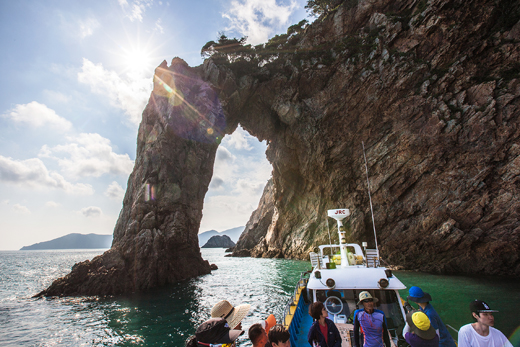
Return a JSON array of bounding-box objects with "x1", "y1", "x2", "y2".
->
[{"x1": 347, "y1": 252, "x2": 355, "y2": 265}]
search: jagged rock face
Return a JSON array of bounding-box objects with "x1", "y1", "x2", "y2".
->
[
  {"x1": 231, "y1": 179, "x2": 279, "y2": 257},
  {"x1": 202, "y1": 235, "x2": 236, "y2": 248},
  {"x1": 39, "y1": 0, "x2": 520, "y2": 297},
  {"x1": 212, "y1": 0, "x2": 520, "y2": 276},
  {"x1": 38, "y1": 58, "x2": 226, "y2": 296}
]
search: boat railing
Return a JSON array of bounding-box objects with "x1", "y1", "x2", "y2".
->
[
  {"x1": 283, "y1": 271, "x2": 310, "y2": 329},
  {"x1": 283, "y1": 271, "x2": 310, "y2": 347},
  {"x1": 365, "y1": 248, "x2": 380, "y2": 267},
  {"x1": 309, "y1": 252, "x2": 320, "y2": 268}
]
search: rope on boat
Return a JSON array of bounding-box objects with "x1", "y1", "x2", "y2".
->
[{"x1": 362, "y1": 141, "x2": 380, "y2": 257}]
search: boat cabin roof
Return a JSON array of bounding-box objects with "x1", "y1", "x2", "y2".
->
[{"x1": 307, "y1": 266, "x2": 406, "y2": 290}]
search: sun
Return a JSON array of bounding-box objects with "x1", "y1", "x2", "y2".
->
[
  {"x1": 122, "y1": 47, "x2": 154, "y2": 76},
  {"x1": 108, "y1": 30, "x2": 165, "y2": 78}
]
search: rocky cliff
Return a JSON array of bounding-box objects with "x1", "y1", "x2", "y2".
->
[
  {"x1": 215, "y1": 0, "x2": 520, "y2": 276},
  {"x1": 231, "y1": 178, "x2": 279, "y2": 257},
  {"x1": 38, "y1": 0, "x2": 520, "y2": 296}
]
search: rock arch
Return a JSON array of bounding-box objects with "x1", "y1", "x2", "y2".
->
[{"x1": 38, "y1": 0, "x2": 520, "y2": 296}]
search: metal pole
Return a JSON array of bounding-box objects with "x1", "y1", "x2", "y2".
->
[
  {"x1": 326, "y1": 217, "x2": 332, "y2": 253},
  {"x1": 362, "y1": 141, "x2": 379, "y2": 256}
]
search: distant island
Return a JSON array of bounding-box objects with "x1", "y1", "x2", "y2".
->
[
  {"x1": 198, "y1": 226, "x2": 243, "y2": 246},
  {"x1": 202, "y1": 235, "x2": 236, "y2": 248},
  {"x1": 21, "y1": 228, "x2": 242, "y2": 251},
  {"x1": 20, "y1": 233, "x2": 113, "y2": 250}
]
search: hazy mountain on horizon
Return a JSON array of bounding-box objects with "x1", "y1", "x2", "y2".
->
[
  {"x1": 198, "y1": 226, "x2": 244, "y2": 246},
  {"x1": 21, "y1": 227, "x2": 244, "y2": 250},
  {"x1": 20, "y1": 233, "x2": 113, "y2": 250}
]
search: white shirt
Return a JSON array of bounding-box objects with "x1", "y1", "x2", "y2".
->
[{"x1": 458, "y1": 324, "x2": 513, "y2": 347}]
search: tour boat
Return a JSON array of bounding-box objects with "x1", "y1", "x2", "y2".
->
[{"x1": 282, "y1": 208, "x2": 408, "y2": 347}]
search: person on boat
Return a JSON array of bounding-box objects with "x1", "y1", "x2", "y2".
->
[
  {"x1": 268, "y1": 324, "x2": 291, "y2": 347},
  {"x1": 249, "y1": 322, "x2": 269, "y2": 347},
  {"x1": 211, "y1": 299, "x2": 251, "y2": 330},
  {"x1": 185, "y1": 317, "x2": 243, "y2": 347},
  {"x1": 353, "y1": 291, "x2": 391, "y2": 347},
  {"x1": 403, "y1": 310, "x2": 440, "y2": 347},
  {"x1": 458, "y1": 300, "x2": 513, "y2": 347},
  {"x1": 407, "y1": 286, "x2": 456, "y2": 347},
  {"x1": 252, "y1": 314, "x2": 277, "y2": 347},
  {"x1": 307, "y1": 301, "x2": 342, "y2": 347}
]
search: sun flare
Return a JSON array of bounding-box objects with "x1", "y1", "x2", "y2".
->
[{"x1": 122, "y1": 48, "x2": 154, "y2": 76}]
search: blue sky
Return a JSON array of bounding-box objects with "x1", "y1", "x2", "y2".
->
[{"x1": 0, "y1": 0, "x2": 309, "y2": 250}]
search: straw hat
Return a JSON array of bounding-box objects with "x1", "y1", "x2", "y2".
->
[
  {"x1": 211, "y1": 300, "x2": 251, "y2": 330},
  {"x1": 357, "y1": 291, "x2": 379, "y2": 305},
  {"x1": 406, "y1": 310, "x2": 436, "y2": 340}
]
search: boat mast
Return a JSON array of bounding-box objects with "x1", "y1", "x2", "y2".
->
[
  {"x1": 362, "y1": 141, "x2": 379, "y2": 258},
  {"x1": 327, "y1": 209, "x2": 350, "y2": 268}
]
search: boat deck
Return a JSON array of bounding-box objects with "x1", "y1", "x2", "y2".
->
[
  {"x1": 292, "y1": 304, "x2": 357, "y2": 347},
  {"x1": 291, "y1": 302, "x2": 313, "y2": 346}
]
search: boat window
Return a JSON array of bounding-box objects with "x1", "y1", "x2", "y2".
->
[
  {"x1": 372, "y1": 290, "x2": 406, "y2": 334},
  {"x1": 314, "y1": 289, "x2": 405, "y2": 335},
  {"x1": 316, "y1": 289, "x2": 405, "y2": 335}
]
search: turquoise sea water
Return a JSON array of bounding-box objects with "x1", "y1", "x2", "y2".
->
[{"x1": 0, "y1": 249, "x2": 519, "y2": 346}]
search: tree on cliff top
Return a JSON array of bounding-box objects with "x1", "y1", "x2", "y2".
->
[
  {"x1": 305, "y1": 0, "x2": 344, "y2": 17},
  {"x1": 201, "y1": 32, "x2": 249, "y2": 60}
]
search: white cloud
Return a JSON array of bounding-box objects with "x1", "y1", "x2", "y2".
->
[
  {"x1": 78, "y1": 58, "x2": 151, "y2": 125},
  {"x1": 235, "y1": 178, "x2": 265, "y2": 195},
  {"x1": 81, "y1": 206, "x2": 102, "y2": 218},
  {"x1": 202, "y1": 159, "x2": 271, "y2": 231},
  {"x1": 2, "y1": 101, "x2": 72, "y2": 132},
  {"x1": 223, "y1": 0, "x2": 299, "y2": 44},
  {"x1": 154, "y1": 18, "x2": 164, "y2": 34},
  {"x1": 118, "y1": 0, "x2": 154, "y2": 22},
  {"x1": 215, "y1": 146, "x2": 236, "y2": 164},
  {"x1": 200, "y1": 194, "x2": 258, "y2": 231},
  {"x1": 12, "y1": 204, "x2": 30, "y2": 214},
  {"x1": 39, "y1": 133, "x2": 134, "y2": 179},
  {"x1": 105, "y1": 181, "x2": 125, "y2": 200},
  {"x1": 45, "y1": 201, "x2": 61, "y2": 208},
  {"x1": 56, "y1": 12, "x2": 102, "y2": 40},
  {"x1": 224, "y1": 126, "x2": 254, "y2": 151},
  {"x1": 79, "y1": 17, "x2": 100, "y2": 38},
  {"x1": 42, "y1": 90, "x2": 70, "y2": 104},
  {"x1": 209, "y1": 176, "x2": 225, "y2": 190},
  {"x1": 0, "y1": 155, "x2": 93, "y2": 195}
]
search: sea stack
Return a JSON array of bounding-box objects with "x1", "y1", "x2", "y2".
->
[{"x1": 37, "y1": 58, "x2": 226, "y2": 296}]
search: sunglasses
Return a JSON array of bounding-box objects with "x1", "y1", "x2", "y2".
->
[{"x1": 363, "y1": 299, "x2": 374, "y2": 303}]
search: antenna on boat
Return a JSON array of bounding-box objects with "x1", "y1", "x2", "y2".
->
[
  {"x1": 362, "y1": 141, "x2": 380, "y2": 258},
  {"x1": 326, "y1": 217, "x2": 333, "y2": 254},
  {"x1": 327, "y1": 209, "x2": 350, "y2": 268}
]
